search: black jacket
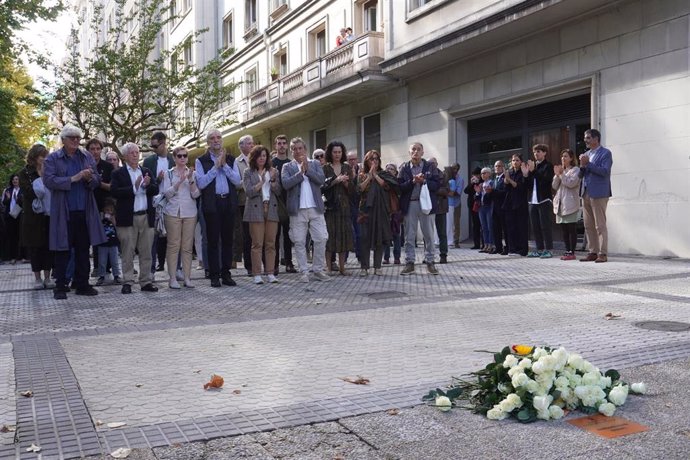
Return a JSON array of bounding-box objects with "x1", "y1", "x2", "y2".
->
[
  {"x1": 110, "y1": 165, "x2": 159, "y2": 227},
  {"x1": 525, "y1": 160, "x2": 554, "y2": 202}
]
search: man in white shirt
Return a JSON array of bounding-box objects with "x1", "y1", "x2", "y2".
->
[
  {"x1": 110, "y1": 142, "x2": 160, "y2": 294},
  {"x1": 234, "y1": 134, "x2": 254, "y2": 275},
  {"x1": 280, "y1": 137, "x2": 330, "y2": 283}
]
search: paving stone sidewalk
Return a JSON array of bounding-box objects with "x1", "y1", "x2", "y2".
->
[{"x1": 0, "y1": 249, "x2": 689, "y2": 458}]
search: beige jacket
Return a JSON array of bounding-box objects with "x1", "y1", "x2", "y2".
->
[{"x1": 552, "y1": 166, "x2": 581, "y2": 216}]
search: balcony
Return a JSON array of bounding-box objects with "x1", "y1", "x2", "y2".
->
[{"x1": 230, "y1": 32, "x2": 396, "y2": 130}]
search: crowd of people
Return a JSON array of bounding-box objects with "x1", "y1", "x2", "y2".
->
[{"x1": 4, "y1": 125, "x2": 612, "y2": 299}]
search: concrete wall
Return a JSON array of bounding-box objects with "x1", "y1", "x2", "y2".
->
[{"x1": 394, "y1": 0, "x2": 690, "y2": 256}]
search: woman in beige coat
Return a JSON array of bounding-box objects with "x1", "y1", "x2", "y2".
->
[
  {"x1": 552, "y1": 149, "x2": 581, "y2": 260},
  {"x1": 243, "y1": 145, "x2": 282, "y2": 284}
]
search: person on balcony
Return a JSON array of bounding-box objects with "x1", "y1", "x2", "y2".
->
[{"x1": 336, "y1": 28, "x2": 348, "y2": 47}]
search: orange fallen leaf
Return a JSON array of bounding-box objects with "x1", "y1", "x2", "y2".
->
[
  {"x1": 604, "y1": 313, "x2": 622, "y2": 320},
  {"x1": 387, "y1": 409, "x2": 400, "y2": 416},
  {"x1": 204, "y1": 374, "x2": 224, "y2": 390},
  {"x1": 341, "y1": 376, "x2": 370, "y2": 385},
  {"x1": 20, "y1": 390, "x2": 33, "y2": 398},
  {"x1": 232, "y1": 389, "x2": 241, "y2": 394}
]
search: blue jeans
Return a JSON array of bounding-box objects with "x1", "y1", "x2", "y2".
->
[
  {"x1": 478, "y1": 204, "x2": 494, "y2": 245},
  {"x1": 98, "y1": 245, "x2": 122, "y2": 277}
]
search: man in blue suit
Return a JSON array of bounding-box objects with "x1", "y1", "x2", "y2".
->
[{"x1": 578, "y1": 129, "x2": 613, "y2": 263}]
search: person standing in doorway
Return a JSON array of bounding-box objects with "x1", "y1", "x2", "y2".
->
[{"x1": 525, "y1": 144, "x2": 555, "y2": 258}]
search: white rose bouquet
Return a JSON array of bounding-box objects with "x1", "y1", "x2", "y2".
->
[{"x1": 423, "y1": 345, "x2": 647, "y2": 422}]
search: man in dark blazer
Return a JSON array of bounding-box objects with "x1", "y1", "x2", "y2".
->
[
  {"x1": 281, "y1": 137, "x2": 330, "y2": 283},
  {"x1": 491, "y1": 160, "x2": 508, "y2": 255},
  {"x1": 143, "y1": 131, "x2": 174, "y2": 274},
  {"x1": 579, "y1": 128, "x2": 613, "y2": 263},
  {"x1": 194, "y1": 128, "x2": 242, "y2": 287},
  {"x1": 398, "y1": 142, "x2": 441, "y2": 276},
  {"x1": 110, "y1": 142, "x2": 159, "y2": 294}
]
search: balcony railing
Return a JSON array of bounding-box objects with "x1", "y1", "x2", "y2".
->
[{"x1": 240, "y1": 32, "x2": 385, "y2": 122}]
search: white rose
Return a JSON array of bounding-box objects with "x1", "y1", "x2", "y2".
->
[
  {"x1": 582, "y1": 371, "x2": 601, "y2": 386},
  {"x1": 554, "y1": 376, "x2": 570, "y2": 389},
  {"x1": 525, "y1": 380, "x2": 540, "y2": 394},
  {"x1": 503, "y1": 355, "x2": 519, "y2": 368},
  {"x1": 487, "y1": 406, "x2": 508, "y2": 420},
  {"x1": 582, "y1": 361, "x2": 598, "y2": 374},
  {"x1": 518, "y1": 358, "x2": 532, "y2": 369},
  {"x1": 506, "y1": 393, "x2": 523, "y2": 409},
  {"x1": 608, "y1": 384, "x2": 629, "y2": 406},
  {"x1": 535, "y1": 372, "x2": 555, "y2": 393},
  {"x1": 533, "y1": 348, "x2": 548, "y2": 360},
  {"x1": 598, "y1": 376, "x2": 612, "y2": 389},
  {"x1": 598, "y1": 402, "x2": 616, "y2": 416},
  {"x1": 435, "y1": 396, "x2": 452, "y2": 412},
  {"x1": 568, "y1": 374, "x2": 582, "y2": 387},
  {"x1": 531, "y1": 360, "x2": 545, "y2": 374},
  {"x1": 567, "y1": 354, "x2": 585, "y2": 371},
  {"x1": 631, "y1": 382, "x2": 647, "y2": 394},
  {"x1": 507, "y1": 366, "x2": 524, "y2": 378},
  {"x1": 511, "y1": 373, "x2": 529, "y2": 388},
  {"x1": 552, "y1": 348, "x2": 569, "y2": 369},
  {"x1": 575, "y1": 385, "x2": 606, "y2": 407},
  {"x1": 533, "y1": 394, "x2": 553, "y2": 413},
  {"x1": 549, "y1": 405, "x2": 565, "y2": 419},
  {"x1": 497, "y1": 383, "x2": 511, "y2": 394},
  {"x1": 537, "y1": 409, "x2": 551, "y2": 420}
]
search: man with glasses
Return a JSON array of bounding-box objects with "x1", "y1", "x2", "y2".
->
[
  {"x1": 195, "y1": 128, "x2": 241, "y2": 287},
  {"x1": 281, "y1": 137, "x2": 330, "y2": 283},
  {"x1": 44, "y1": 125, "x2": 106, "y2": 299},
  {"x1": 143, "y1": 132, "x2": 174, "y2": 275},
  {"x1": 233, "y1": 134, "x2": 254, "y2": 276},
  {"x1": 398, "y1": 142, "x2": 441, "y2": 275},
  {"x1": 111, "y1": 142, "x2": 160, "y2": 294}
]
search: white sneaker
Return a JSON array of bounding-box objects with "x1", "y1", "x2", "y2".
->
[
  {"x1": 33, "y1": 279, "x2": 44, "y2": 290},
  {"x1": 184, "y1": 279, "x2": 195, "y2": 288},
  {"x1": 169, "y1": 279, "x2": 181, "y2": 289},
  {"x1": 176, "y1": 269, "x2": 185, "y2": 281},
  {"x1": 313, "y1": 271, "x2": 331, "y2": 282},
  {"x1": 267, "y1": 274, "x2": 278, "y2": 283},
  {"x1": 43, "y1": 278, "x2": 56, "y2": 289},
  {"x1": 359, "y1": 269, "x2": 368, "y2": 277},
  {"x1": 254, "y1": 275, "x2": 264, "y2": 285},
  {"x1": 299, "y1": 273, "x2": 310, "y2": 283},
  {"x1": 105, "y1": 273, "x2": 114, "y2": 282},
  {"x1": 374, "y1": 268, "x2": 383, "y2": 276}
]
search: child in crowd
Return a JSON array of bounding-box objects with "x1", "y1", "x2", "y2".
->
[{"x1": 96, "y1": 198, "x2": 122, "y2": 285}]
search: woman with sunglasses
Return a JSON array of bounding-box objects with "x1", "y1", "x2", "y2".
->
[
  {"x1": 356, "y1": 150, "x2": 399, "y2": 276},
  {"x1": 322, "y1": 141, "x2": 354, "y2": 276},
  {"x1": 163, "y1": 146, "x2": 200, "y2": 288}
]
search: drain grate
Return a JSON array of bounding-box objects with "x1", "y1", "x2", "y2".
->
[
  {"x1": 365, "y1": 291, "x2": 408, "y2": 300},
  {"x1": 634, "y1": 321, "x2": 690, "y2": 332}
]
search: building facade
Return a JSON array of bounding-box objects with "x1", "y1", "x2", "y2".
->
[{"x1": 74, "y1": 0, "x2": 690, "y2": 257}]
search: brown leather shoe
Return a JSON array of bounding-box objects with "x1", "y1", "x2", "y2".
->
[
  {"x1": 595, "y1": 254, "x2": 608, "y2": 263},
  {"x1": 579, "y1": 253, "x2": 598, "y2": 262}
]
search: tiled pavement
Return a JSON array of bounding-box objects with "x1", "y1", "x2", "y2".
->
[{"x1": 0, "y1": 249, "x2": 689, "y2": 458}]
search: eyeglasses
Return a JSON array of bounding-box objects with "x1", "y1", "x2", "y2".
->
[
  {"x1": 314, "y1": 155, "x2": 324, "y2": 159},
  {"x1": 176, "y1": 154, "x2": 188, "y2": 158},
  {"x1": 65, "y1": 136, "x2": 81, "y2": 141}
]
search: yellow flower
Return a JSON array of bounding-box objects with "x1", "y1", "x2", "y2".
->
[{"x1": 512, "y1": 345, "x2": 534, "y2": 355}]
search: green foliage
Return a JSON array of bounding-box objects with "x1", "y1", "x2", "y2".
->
[
  {"x1": 0, "y1": 0, "x2": 64, "y2": 62},
  {"x1": 51, "y1": 0, "x2": 239, "y2": 153}
]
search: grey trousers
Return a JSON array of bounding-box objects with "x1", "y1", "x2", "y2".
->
[{"x1": 404, "y1": 200, "x2": 436, "y2": 264}]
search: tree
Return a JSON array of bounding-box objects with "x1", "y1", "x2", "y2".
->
[
  {"x1": 52, "y1": 0, "x2": 239, "y2": 153},
  {"x1": 0, "y1": 0, "x2": 64, "y2": 66}
]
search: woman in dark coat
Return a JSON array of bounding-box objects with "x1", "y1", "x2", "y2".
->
[
  {"x1": 322, "y1": 141, "x2": 354, "y2": 275},
  {"x1": 2, "y1": 173, "x2": 22, "y2": 264},
  {"x1": 502, "y1": 153, "x2": 529, "y2": 256},
  {"x1": 18, "y1": 144, "x2": 53, "y2": 289},
  {"x1": 464, "y1": 167, "x2": 482, "y2": 249},
  {"x1": 356, "y1": 150, "x2": 399, "y2": 276}
]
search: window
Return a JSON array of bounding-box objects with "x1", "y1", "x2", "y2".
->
[
  {"x1": 270, "y1": 0, "x2": 287, "y2": 11},
  {"x1": 183, "y1": 40, "x2": 193, "y2": 68},
  {"x1": 184, "y1": 99, "x2": 194, "y2": 123},
  {"x1": 244, "y1": 68, "x2": 257, "y2": 96},
  {"x1": 361, "y1": 113, "x2": 380, "y2": 154},
  {"x1": 408, "y1": 0, "x2": 431, "y2": 10},
  {"x1": 273, "y1": 49, "x2": 288, "y2": 76},
  {"x1": 170, "y1": 51, "x2": 178, "y2": 75},
  {"x1": 182, "y1": 0, "x2": 192, "y2": 13},
  {"x1": 222, "y1": 13, "x2": 233, "y2": 49},
  {"x1": 170, "y1": 0, "x2": 177, "y2": 26},
  {"x1": 308, "y1": 23, "x2": 327, "y2": 60},
  {"x1": 313, "y1": 128, "x2": 327, "y2": 151},
  {"x1": 364, "y1": 0, "x2": 377, "y2": 32},
  {"x1": 245, "y1": 0, "x2": 257, "y2": 31}
]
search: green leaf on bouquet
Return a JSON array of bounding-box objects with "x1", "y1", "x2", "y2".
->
[
  {"x1": 605, "y1": 369, "x2": 620, "y2": 383},
  {"x1": 422, "y1": 390, "x2": 439, "y2": 401},
  {"x1": 580, "y1": 405, "x2": 598, "y2": 414},
  {"x1": 445, "y1": 387, "x2": 464, "y2": 400},
  {"x1": 501, "y1": 346, "x2": 511, "y2": 357},
  {"x1": 517, "y1": 407, "x2": 535, "y2": 422}
]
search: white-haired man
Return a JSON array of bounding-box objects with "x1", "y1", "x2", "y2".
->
[
  {"x1": 44, "y1": 125, "x2": 107, "y2": 299},
  {"x1": 195, "y1": 129, "x2": 241, "y2": 287},
  {"x1": 281, "y1": 137, "x2": 330, "y2": 282},
  {"x1": 234, "y1": 134, "x2": 254, "y2": 275},
  {"x1": 110, "y1": 142, "x2": 159, "y2": 294}
]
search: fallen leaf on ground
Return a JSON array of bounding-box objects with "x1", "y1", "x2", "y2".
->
[
  {"x1": 193, "y1": 370, "x2": 201, "y2": 374},
  {"x1": 110, "y1": 447, "x2": 132, "y2": 458},
  {"x1": 204, "y1": 374, "x2": 224, "y2": 390},
  {"x1": 387, "y1": 409, "x2": 400, "y2": 416},
  {"x1": 0, "y1": 425, "x2": 16, "y2": 433},
  {"x1": 20, "y1": 390, "x2": 33, "y2": 397},
  {"x1": 340, "y1": 376, "x2": 370, "y2": 385},
  {"x1": 106, "y1": 422, "x2": 127, "y2": 429},
  {"x1": 135, "y1": 383, "x2": 143, "y2": 388},
  {"x1": 26, "y1": 444, "x2": 41, "y2": 453},
  {"x1": 604, "y1": 312, "x2": 622, "y2": 320},
  {"x1": 95, "y1": 420, "x2": 103, "y2": 426},
  {"x1": 232, "y1": 389, "x2": 241, "y2": 395}
]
